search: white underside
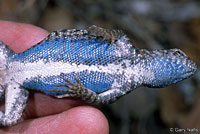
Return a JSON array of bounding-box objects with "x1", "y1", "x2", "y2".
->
[{"x1": 5, "y1": 59, "x2": 155, "y2": 89}]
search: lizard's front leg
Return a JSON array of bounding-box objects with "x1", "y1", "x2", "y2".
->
[
  {"x1": 48, "y1": 76, "x2": 127, "y2": 105},
  {"x1": 0, "y1": 81, "x2": 29, "y2": 126}
]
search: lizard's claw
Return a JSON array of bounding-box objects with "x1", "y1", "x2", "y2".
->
[{"x1": 47, "y1": 75, "x2": 98, "y2": 103}]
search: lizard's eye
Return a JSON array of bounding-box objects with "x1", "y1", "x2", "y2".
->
[{"x1": 172, "y1": 49, "x2": 187, "y2": 57}]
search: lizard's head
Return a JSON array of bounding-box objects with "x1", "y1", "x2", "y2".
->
[{"x1": 141, "y1": 48, "x2": 197, "y2": 88}]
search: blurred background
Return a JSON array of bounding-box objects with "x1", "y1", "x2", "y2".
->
[{"x1": 0, "y1": 0, "x2": 200, "y2": 133}]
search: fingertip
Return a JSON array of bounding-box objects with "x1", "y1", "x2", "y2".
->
[
  {"x1": 62, "y1": 106, "x2": 109, "y2": 134},
  {"x1": 0, "y1": 106, "x2": 109, "y2": 134},
  {"x1": 0, "y1": 20, "x2": 49, "y2": 53}
]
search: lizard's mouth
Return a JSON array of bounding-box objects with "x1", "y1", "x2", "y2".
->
[
  {"x1": 171, "y1": 58, "x2": 197, "y2": 84},
  {"x1": 153, "y1": 48, "x2": 197, "y2": 77},
  {"x1": 142, "y1": 49, "x2": 197, "y2": 88},
  {"x1": 184, "y1": 60, "x2": 197, "y2": 77}
]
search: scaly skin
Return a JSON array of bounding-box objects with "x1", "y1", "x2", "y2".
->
[{"x1": 0, "y1": 25, "x2": 197, "y2": 126}]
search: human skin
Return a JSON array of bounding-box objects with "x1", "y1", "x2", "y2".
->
[{"x1": 0, "y1": 20, "x2": 109, "y2": 134}]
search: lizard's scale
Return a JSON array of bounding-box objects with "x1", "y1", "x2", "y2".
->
[
  {"x1": 7, "y1": 28, "x2": 128, "y2": 95},
  {"x1": 0, "y1": 25, "x2": 197, "y2": 126}
]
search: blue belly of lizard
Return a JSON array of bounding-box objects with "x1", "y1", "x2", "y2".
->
[{"x1": 9, "y1": 37, "x2": 119, "y2": 95}]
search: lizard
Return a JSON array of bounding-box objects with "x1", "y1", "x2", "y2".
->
[{"x1": 0, "y1": 25, "x2": 197, "y2": 126}]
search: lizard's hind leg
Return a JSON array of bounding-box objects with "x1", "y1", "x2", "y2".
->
[
  {"x1": 0, "y1": 41, "x2": 11, "y2": 101},
  {"x1": 0, "y1": 82, "x2": 29, "y2": 126},
  {"x1": 48, "y1": 76, "x2": 100, "y2": 104}
]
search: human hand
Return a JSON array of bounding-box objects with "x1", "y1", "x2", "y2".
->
[{"x1": 0, "y1": 20, "x2": 109, "y2": 134}]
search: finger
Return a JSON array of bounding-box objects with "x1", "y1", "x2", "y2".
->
[
  {"x1": 0, "y1": 106, "x2": 109, "y2": 134},
  {"x1": 0, "y1": 20, "x2": 49, "y2": 53},
  {"x1": 23, "y1": 92, "x2": 86, "y2": 119}
]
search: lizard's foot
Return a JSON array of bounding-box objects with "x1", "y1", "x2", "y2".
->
[{"x1": 48, "y1": 75, "x2": 100, "y2": 104}]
